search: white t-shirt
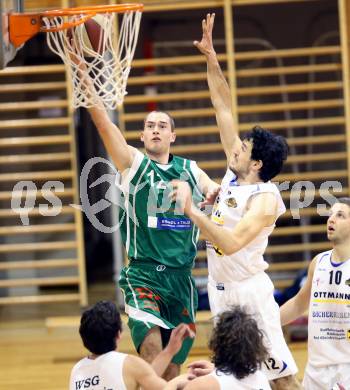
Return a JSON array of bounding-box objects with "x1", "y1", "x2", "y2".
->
[
  {"x1": 211, "y1": 369, "x2": 271, "y2": 389},
  {"x1": 308, "y1": 250, "x2": 350, "y2": 368},
  {"x1": 207, "y1": 169, "x2": 285, "y2": 282},
  {"x1": 69, "y1": 351, "x2": 127, "y2": 390}
]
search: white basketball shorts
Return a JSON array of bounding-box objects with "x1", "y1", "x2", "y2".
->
[{"x1": 207, "y1": 271, "x2": 298, "y2": 381}]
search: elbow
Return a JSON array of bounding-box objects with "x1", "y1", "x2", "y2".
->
[
  {"x1": 222, "y1": 243, "x2": 240, "y2": 256},
  {"x1": 220, "y1": 236, "x2": 245, "y2": 255}
]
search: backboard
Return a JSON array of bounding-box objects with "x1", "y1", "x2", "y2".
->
[{"x1": 0, "y1": 0, "x2": 23, "y2": 69}]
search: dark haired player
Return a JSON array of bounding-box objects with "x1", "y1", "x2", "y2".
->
[
  {"x1": 172, "y1": 14, "x2": 301, "y2": 389},
  {"x1": 84, "y1": 102, "x2": 217, "y2": 380},
  {"x1": 184, "y1": 306, "x2": 271, "y2": 389},
  {"x1": 69, "y1": 300, "x2": 194, "y2": 390}
]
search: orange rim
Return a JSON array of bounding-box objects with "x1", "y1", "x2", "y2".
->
[
  {"x1": 40, "y1": 13, "x2": 95, "y2": 33},
  {"x1": 40, "y1": 4, "x2": 143, "y2": 18},
  {"x1": 9, "y1": 3, "x2": 143, "y2": 47},
  {"x1": 40, "y1": 4, "x2": 143, "y2": 32}
]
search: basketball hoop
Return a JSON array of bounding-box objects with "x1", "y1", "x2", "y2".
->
[{"x1": 9, "y1": 4, "x2": 143, "y2": 109}]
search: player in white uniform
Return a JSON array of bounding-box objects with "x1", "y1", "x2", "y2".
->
[
  {"x1": 171, "y1": 14, "x2": 300, "y2": 389},
  {"x1": 183, "y1": 306, "x2": 271, "y2": 390},
  {"x1": 280, "y1": 198, "x2": 350, "y2": 390},
  {"x1": 69, "y1": 300, "x2": 194, "y2": 390}
]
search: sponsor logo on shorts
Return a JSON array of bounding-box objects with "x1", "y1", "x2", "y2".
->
[{"x1": 156, "y1": 265, "x2": 166, "y2": 272}]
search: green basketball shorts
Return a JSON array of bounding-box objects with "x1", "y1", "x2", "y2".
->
[{"x1": 118, "y1": 260, "x2": 198, "y2": 364}]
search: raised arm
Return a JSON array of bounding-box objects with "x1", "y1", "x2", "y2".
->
[
  {"x1": 87, "y1": 105, "x2": 136, "y2": 172},
  {"x1": 280, "y1": 257, "x2": 316, "y2": 325},
  {"x1": 194, "y1": 13, "x2": 241, "y2": 160},
  {"x1": 75, "y1": 60, "x2": 136, "y2": 172}
]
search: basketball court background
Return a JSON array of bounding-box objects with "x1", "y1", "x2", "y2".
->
[{"x1": 0, "y1": 0, "x2": 349, "y2": 388}]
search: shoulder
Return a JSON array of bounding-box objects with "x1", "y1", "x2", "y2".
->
[
  {"x1": 310, "y1": 250, "x2": 333, "y2": 271},
  {"x1": 122, "y1": 355, "x2": 149, "y2": 387},
  {"x1": 123, "y1": 354, "x2": 153, "y2": 375},
  {"x1": 248, "y1": 184, "x2": 285, "y2": 217},
  {"x1": 247, "y1": 191, "x2": 279, "y2": 215},
  {"x1": 314, "y1": 250, "x2": 332, "y2": 266},
  {"x1": 308, "y1": 253, "x2": 326, "y2": 276},
  {"x1": 70, "y1": 358, "x2": 88, "y2": 384},
  {"x1": 124, "y1": 354, "x2": 145, "y2": 367},
  {"x1": 71, "y1": 357, "x2": 86, "y2": 372},
  {"x1": 248, "y1": 182, "x2": 282, "y2": 201}
]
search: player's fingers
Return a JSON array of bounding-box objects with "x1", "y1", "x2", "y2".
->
[
  {"x1": 173, "y1": 322, "x2": 186, "y2": 334},
  {"x1": 175, "y1": 324, "x2": 194, "y2": 340},
  {"x1": 186, "y1": 327, "x2": 195, "y2": 339},
  {"x1": 187, "y1": 360, "x2": 209, "y2": 368},
  {"x1": 193, "y1": 368, "x2": 211, "y2": 376},
  {"x1": 210, "y1": 13, "x2": 215, "y2": 30}
]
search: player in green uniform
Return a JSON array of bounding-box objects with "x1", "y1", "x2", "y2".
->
[{"x1": 85, "y1": 103, "x2": 217, "y2": 379}]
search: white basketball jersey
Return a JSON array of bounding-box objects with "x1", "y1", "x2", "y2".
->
[
  {"x1": 211, "y1": 369, "x2": 271, "y2": 389},
  {"x1": 69, "y1": 351, "x2": 127, "y2": 390},
  {"x1": 207, "y1": 169, "x2": 286, "y2": 282},
  {"x1": 308, "y1": 250, "x2": 350, "y2": 368}
]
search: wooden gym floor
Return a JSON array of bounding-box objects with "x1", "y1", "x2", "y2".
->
[{"x1": 0, "y1": 285, "x2": 308, "y2": 390}]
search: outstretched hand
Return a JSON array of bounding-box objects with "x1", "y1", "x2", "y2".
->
[
  {"x1": 193, "y1": 13, "x2": 215, "y2": 57},
  {"x1": 166, "y1": 323, "x2": 195, "y2": 356}
]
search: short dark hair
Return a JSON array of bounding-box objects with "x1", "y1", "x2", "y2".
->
[
  {"x1": 209, "y1": 306, "x2": 268, "y2": 379},
  {"x1": 79, "y1": 301, "x2": 122, "y2": 355},
  {"x1": 244, "y1": 125, "x2": 288, "y2": 182},
  {"x1": 144, "y1": 111, "x2": 175, "y2": 131},
  {"x1": 336, "y1": 197, "x2": 350, "y2": 209}
]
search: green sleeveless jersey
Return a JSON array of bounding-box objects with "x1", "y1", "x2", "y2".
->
[{"x1": 118, "y1": 150, "x2": 202, "y2": 269}]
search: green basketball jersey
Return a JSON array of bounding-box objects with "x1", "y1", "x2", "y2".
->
[{"x1": 118, "y1": 150, "x2": 202, "y2": 269}]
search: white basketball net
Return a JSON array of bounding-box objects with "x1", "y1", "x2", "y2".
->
[{"x1": 43, "y1": 11, "x2": 142, "y2": 109}]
